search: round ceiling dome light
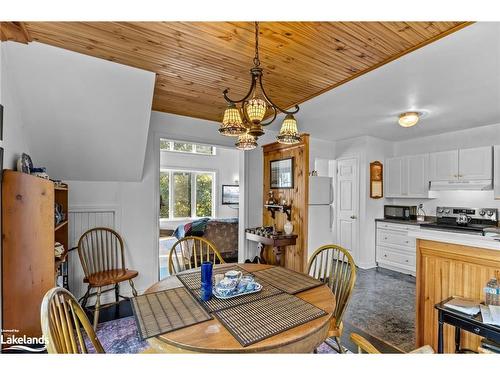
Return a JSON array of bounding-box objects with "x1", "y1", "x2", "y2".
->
[{"x1": 398, "y1": 112, "x2": 420, "y2": 128}]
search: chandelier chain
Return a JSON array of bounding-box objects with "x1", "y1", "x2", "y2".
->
[{"x1": 253, "y1": 21, "x2": 260, "y2": 67}]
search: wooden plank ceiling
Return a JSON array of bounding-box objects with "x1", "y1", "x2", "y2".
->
[{"x1": 1, "y1": 21, "x2": 470, "y2": 122}]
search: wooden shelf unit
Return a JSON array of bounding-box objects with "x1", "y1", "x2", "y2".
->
[{"x1": 1, "y1": 170, "x2": 69, "y2": 346}]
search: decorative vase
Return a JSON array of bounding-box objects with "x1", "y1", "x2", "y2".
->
[{"x1": 284, "y1": 220, "x2": 293, "y2": 235}]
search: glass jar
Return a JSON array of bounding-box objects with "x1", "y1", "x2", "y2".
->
[{"x1": 485, "y1": 272, "x2": 500, "y2": 306}]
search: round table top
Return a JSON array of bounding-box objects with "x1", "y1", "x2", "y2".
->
[{"x1": 145, "y1": 263, "x2": 335, "y2": 353}]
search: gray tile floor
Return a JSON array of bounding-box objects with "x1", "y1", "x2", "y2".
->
[{"x1": 343, "y1": 267, "x2": 416, "y2": 353}]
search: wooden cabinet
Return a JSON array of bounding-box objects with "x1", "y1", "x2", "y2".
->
[
  {"x1": 1, "y1": 170, "x2": 69, "y2": 346},
  {"x1": 429, "y1": 146, "x2": 492, "y2": 182},
  {"x1": 494, "y1": 145, "x2": 500, "y2": 199},
  {"x1": 385, "y1": 154, "x2": 429, "y2": 198},
  {"x1": 376, "y1": 221, "x2": 416, "y2": 275}
]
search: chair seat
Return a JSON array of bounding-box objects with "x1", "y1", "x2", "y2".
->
[{"x1": 83, "y1": 269, "x2": 138, "y2": 287}]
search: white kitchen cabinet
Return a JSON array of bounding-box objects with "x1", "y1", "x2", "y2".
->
[
  {"x1": 429, "y1": 146, "x2": 492, "y2": 182},
  {"x1": 385, "y1": 154, "x2": 429, "y2": 198},
  {"x1": 429, "y1": 150, "x2": 459, "y2": 181},
  {"x1": 459, "y1": 146, "x2": 492, "y2": 180},
  {"x1": 494, "y1": 145, "x2": 500, "y2": 199},
  {"x1": 376, "y1": 221, "x2": 416, "y2": 275}
]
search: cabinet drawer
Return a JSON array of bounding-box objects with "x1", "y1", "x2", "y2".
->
[
  {"x1": 377, "y1": 229, "x2": 416, "y2": 248},
  {"x1": 377, "y1": 246, "x2": 415, "y2": 267},
  {"x1": 376, "y1": 222, "x2": 416, "y2": 232}
]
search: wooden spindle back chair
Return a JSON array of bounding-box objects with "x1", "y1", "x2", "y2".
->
[
  {"x1": 168, "y1": 236, "x2": 225, "y2": 275},
  {"x1": 77, "y1": 227, "x2": 138, "y2": 330},
  {"x1": 41, "y1": 287, "x2": 105, "y2": 354},
  {"x1": 308, "y1": 244, "x2": 357, "y2": 353}
]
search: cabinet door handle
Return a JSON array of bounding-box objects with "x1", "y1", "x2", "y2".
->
[
  {"x1": 405, "y1": 259, "x2": 409, "y2": 263},
  {"x1": 384, "y1": 254, "x2": 387, "y2": 257},
  {"x1": 405, "y1": 240, "x2": 409, "y2": 244},
  {"x1": 384, "y1": 237, "x2": 388, "y2": 240},
  {"x1": 474, "y1": 327, "x2": 481, "y2": 334}
]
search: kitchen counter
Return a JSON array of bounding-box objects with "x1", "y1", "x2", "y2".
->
[
  {"x1": 408, "y1": 227, "x2": 500, "y2": 251},
  {"x1": 375, "y1": 217, "x2": 436, "y2": 226}
]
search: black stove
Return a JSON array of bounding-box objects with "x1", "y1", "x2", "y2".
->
[{"x1": 420, "y1": 206, "x2": 498, "y2": 236}]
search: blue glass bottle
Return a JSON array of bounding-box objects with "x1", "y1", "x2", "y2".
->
[{"x1": 200, "y1": 261, "x2": 213, "y2": 301}]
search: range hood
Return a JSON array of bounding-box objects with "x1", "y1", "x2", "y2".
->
[{"x1": 429, "y1": 180, "x2": 493, "y2": 191}]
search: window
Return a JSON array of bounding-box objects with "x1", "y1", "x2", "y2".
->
[
  {"x1": 159, "y1": 169, "x2": 215, "y2": 219},
  {"x1": 160, "y1": 139, "x2": 216, "y2": 155}
]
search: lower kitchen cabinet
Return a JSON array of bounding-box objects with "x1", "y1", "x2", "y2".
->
[{"x1": 376, "y1": 221, "x2": 416, "y2": 275}]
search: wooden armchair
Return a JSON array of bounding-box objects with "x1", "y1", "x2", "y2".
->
[
  {"x1": 308, "y1": 244, "x2": 357, "y2": 353},
  {"x1": 168, "y1": 236, "x2": 225, "y2": 275},
  {"x1": 77, "y1": 227, "x2": 138, "y2": 330}
]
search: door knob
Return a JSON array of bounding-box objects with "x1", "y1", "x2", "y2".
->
[{"x1": 350, "y1": 215, "x2": 356, "y2": 219}]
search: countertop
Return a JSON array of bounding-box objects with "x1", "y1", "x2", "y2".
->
[
  {"x1": 408, "y1": 227, "x2": 500, "y2": 251},
  {"x1": 375, "y1": 217, "x2": 436, "y2": 226}
]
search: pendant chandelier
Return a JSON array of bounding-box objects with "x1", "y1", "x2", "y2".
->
[{"x1": 218, "y1": 22, "x2": 301, "y2": 150}]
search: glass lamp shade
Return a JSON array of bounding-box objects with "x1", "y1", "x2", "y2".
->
[
  {"x1": 398, "y1": 112, "x2": 419, "y2": 127},
  {"x1": 276, "y1": 114, "x2": 301, "y2": 144},
  {"x1": 235, "y1": 133, "x2": 257, "y2": 151},
  {"x1": 245, "y1": 98, "x2": 267, "y2": 124},
  {"x1": 219, "y1": 104, "x2": 246, "y2": 136}
]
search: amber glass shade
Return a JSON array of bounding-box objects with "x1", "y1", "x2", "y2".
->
[
  {"x1": 219, "y1": 104, "x2": 246, "y2": 136},
  {"x1": 276, "y1": 114, "x2": 301, "y2": 144},
  {"x1": 245, "y1": 98, "x2": 267, "y2": 124},
  {"x1": 235, "y1": 133, "x2": 257, "y2": 150}
]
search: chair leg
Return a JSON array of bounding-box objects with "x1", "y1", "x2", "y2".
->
[
  {"x1": 334, "y1": 336, "x2": 345, "y2": 354},
  {"x1": 129, "y1": 279, "x2": 138, "y2": 297},
  {"x1": 93, "y1": 286, "x2": 102, "y2": 332},
  {"x1": 115, "y1": 283, "x2": 120, "y2": 303},
  {"x1": 79, "y1": 285, "x2": 91, "y2": 309}
]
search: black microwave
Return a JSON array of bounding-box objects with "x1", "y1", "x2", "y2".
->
[{"x1": 384, "y1": 205, "x2": 417, "y2": 220}]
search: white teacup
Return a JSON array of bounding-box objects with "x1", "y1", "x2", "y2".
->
[{"x1": 225, "y1": 270, "x2": 243, "y2": 282}]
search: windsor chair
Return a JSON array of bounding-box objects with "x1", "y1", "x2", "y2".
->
[
  {"x1": 77, "y1": 227, "x2": 138, "y2": 330},
  {"x1": 168, "y1": 236, "x2": 225, "y2": 275}
]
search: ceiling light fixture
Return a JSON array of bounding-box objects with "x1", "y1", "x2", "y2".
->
[
  {"x1": 398, "y1": 112, "x2": 420, "y2": 128},
  {"x1": 218, "y1": 22, "x2": 301, "y2": 149}
]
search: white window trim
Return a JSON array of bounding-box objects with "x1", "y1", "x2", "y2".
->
[
  {"x1": 159, "y1": 139, "x2": 217, "y2": 156},
  {"x1": 160, "y1": 168, "x2": 217, "y2": 220}
]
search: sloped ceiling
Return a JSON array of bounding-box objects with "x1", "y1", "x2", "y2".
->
[{"x1": 3, "y1": 41, "x2": 155, "y2": 181}]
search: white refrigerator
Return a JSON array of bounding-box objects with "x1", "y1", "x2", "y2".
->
[{"x1": 307, "y1": 176, "x2": 334, "y2": 260}]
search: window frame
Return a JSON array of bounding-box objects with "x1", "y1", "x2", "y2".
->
[
  {"x1": 159, "y1": 167, "x2": 217, "y2": 221},
  {"x1": 159, "y1": 139, "x2": 217, "y2": 156}
]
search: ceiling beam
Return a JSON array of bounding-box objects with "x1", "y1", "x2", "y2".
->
[{"x1": 0, "y1": 22, "x2": 32, "y2": 44}]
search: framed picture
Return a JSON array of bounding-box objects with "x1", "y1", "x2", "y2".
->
[
  {"x1": 270, "y1": 157, "x2": 294, "y2": 189},
  {"x1": 222, "y1": 184, "x2": 239, "y2": 205}
]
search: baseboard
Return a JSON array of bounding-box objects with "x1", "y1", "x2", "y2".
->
[{"x1": 357, "y1": 261, "x2": 377, "y2": 270}]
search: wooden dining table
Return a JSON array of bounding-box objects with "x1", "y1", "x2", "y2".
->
[{"x1": 145, "y1": 263, "x2": 336, "y2": 353}]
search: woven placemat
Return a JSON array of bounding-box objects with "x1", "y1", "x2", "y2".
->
[
  {"x1": 131, "y1": 287, "x2": 212, "y2": 340},
  {"x1": 214, "y1": 293, "x2": 327, "y2": 347},
  {"x1": 193, "y1": 279, "x2": 283, "y2": 312},
  {"x1": 253, "y1": 267, "x2": 323, "y2": 294},
  {"x1": 177, "y1": 264, "x2": 247, "y2": 291}
]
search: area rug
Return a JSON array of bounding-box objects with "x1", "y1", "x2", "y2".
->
[{"x1": 94, "y1": 316, "x2": 346, "y2": 354}]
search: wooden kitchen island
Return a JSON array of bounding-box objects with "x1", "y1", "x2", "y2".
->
[{"x1": 412, "y1": 230, "x2": 500, "y2": 353}]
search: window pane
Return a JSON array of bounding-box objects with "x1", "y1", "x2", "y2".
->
[
  {"x1": 195, "y1": 144, "x2": 214, "y2": 155},
  {"x1": 196, "y1": 173, "x2": 213, "y2": 217},
  {"x1": 173, "y1": 172, "x2": 192, "y2": 217},
  {"x1": 159, "y1": 172, "x2": 169, "y2": 218},
  {"x1": 160, "y1": 139, "x2": 171, "y2": 151},
  {"x1": 173, "y1": 142, "x2": 193, "y2": 152}
]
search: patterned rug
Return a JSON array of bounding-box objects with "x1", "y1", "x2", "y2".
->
[{"x1": 94, "y1": 316, "x2": 347, "y2": 354}]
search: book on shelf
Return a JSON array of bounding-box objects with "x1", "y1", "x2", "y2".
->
[
  {"x1": 444, "y1": 297, "x2": 480, "y2": 315},
  {"x1": 480, "y1": 304, "x2": 500, "y2": 326}
]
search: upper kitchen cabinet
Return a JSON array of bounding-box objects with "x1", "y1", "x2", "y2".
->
[
  {"x1": 429, "y1": 146, "x2": 492, "y2": 182},
  {"x1": 385, "y1": 154, "x2": 430, "y2": 198},
  {"x1": 494, "y1": 145, "x2": 500, "y2": 199},
  {"x1": 429, "y1": 150, "x2": 459, "y2": 181}
]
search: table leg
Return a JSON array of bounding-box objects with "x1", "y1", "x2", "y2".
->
[
  {"x1": 273, "y1": 246, "x2": 284, "y2": 267},
  {"x1": 258, "y1": 243, "x2": 267, "y2": 264},
  {"x1": 437, "y1": 311, "x2": 444, "y2": 354},
  {"x1": 455, "y1": 326, "x2": 461, "y2": 353}
]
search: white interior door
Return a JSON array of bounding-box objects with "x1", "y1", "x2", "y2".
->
[{"x1": 336, "y1": 157, "x2": 359, "y2": 262}]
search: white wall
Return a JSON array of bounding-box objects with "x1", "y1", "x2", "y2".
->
[
  {"x1": 159, "y1": 145, "x2": 240, "y2": 230},
  {"x1": 391, "y1": 122, "x2": 500, "y2": 214}
]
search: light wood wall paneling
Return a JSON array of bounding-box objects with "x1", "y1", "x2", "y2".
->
[
  {"x1": 262, "y1": 135, "x2": 309, "y2": 272},
  {"x1": 416, "y1": 239, "x2": 500, "y2": 353}
]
